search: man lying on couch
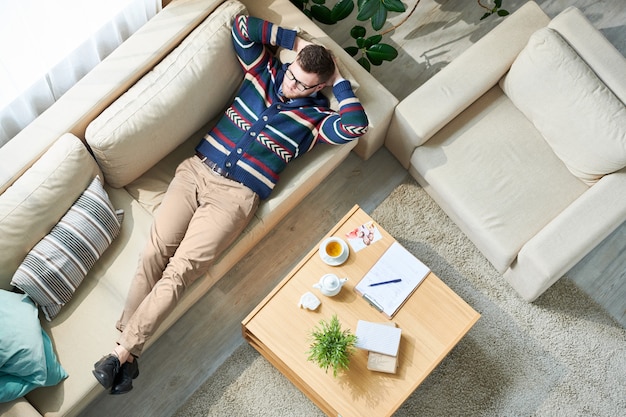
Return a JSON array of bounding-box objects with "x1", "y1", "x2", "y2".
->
[{"x1": 92, "y1": 13, "x2": 368, "y2": 394}]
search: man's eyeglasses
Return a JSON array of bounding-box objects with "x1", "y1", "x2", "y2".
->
[{"x1": 285, "y1": 67, "x2": 322, "y2": 92}]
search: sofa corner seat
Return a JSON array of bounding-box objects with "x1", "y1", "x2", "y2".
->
[{"x1": 385, "y1": 1, "x2": 626, "y2": 301}]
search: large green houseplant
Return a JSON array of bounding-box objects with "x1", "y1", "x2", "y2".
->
[
  {"x1": 290, "y1": 0, "x2": 509, "y2": 72},
  {"x1": 291, "y1": 0, "x2": 416, "y2": 71}
]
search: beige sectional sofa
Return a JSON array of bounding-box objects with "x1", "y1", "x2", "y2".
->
[
  {"x1": 385, "y1": 1, "x2": 626, "y2": 301},
  {"x1": 0, "y1": 0, "x2": 397, "y2": 416},
  {"x1": 3, "y1": 0, "x2": 623, "y2": 415}
]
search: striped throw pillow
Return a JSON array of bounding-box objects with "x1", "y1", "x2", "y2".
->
[{"x1": 11, "y1": 177, "x2": 123, "y2": 321}]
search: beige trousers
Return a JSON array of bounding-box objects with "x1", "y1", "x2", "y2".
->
[{"x1": 116, "y1": 156, "x2": 259, "y2": 356}]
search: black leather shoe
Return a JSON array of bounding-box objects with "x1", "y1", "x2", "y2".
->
[
  {"x1": 92, "y1": 354, "x2": 120, "y2": 389},
  {"x1": 110, "y1": 359, "x2": 139, "y2": 395}
]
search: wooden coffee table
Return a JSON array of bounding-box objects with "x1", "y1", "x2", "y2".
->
[{"x1": 242, "y1": 205, "x2": 480, "y2": 417}]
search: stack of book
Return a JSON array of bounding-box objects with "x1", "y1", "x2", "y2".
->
[{"x1": 355, "y1": 320, "x2": 401, "y2": 374}]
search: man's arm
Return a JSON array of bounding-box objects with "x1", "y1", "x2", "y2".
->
[
  {"x1": 317, "y1": 79, "x2": 369, "y2": 145},
  {"x1": 294, "y1": 38, "x2": 369, "y2": 143},
  {"x1": 232, "y1": 15, "x2": 368, "y2": 143},
  {"x1": 232, "y1": 15, "x2": 297, "y2": 72}
]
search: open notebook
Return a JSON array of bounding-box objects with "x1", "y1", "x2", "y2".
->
[{"x1": 355, "y1": 241, "x2": 430, "y2": 318}]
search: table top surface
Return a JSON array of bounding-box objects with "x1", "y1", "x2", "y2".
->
[{"x1": 242, "y1": 205, "x2": 480, "y2": 417}]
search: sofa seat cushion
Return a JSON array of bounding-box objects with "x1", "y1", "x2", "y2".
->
[
  {"x1": 0, "y1": 133, "x2": 101, "y2": 290},
  {"x1": 501, "y1": 27, "x2": 626, "y2": 185},
  {"x1": 24, "y1": 186, "x2": 154, "y2": 417},
  {"x1": 86, "y1": 0, "x2": 247, "y2": 188},
  {"x1": 411, "y1": 86, "x2": 588, "y2": 272}
]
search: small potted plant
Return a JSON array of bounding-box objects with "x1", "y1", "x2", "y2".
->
[{"x1": 307, "y1": 314, "x2": 357, "y2": 377}]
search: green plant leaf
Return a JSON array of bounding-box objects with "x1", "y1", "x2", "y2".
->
[
  {"x1": 356, "y1": 0, "x2": 380, "y2": 21},
  {"x1": 383, "y1": 0, "x2": 406, "y2": 13},
  {"x1": 480, "y1": 12, "x2": 491, "y2": 20},
  {"x1": 366, "y1": 34, "x2": 383, "y2": 45},
  {"x1": 371, "y1": 5, "x2": 388, "y2": 31},
  {"x1": 356, "y1": 37, "x2": 366, "y2": 48},
  {"x1": 365, "y1": 43, "x2": 398, "y2": 61},
  {"x1": 497, "y1": 9, "x2": 510, "y2": 17},
  {"x1": 312, "y1": 0, "x2": 326, "y2": 4},
  {"x1": 331, "y1": 0, "x2": 355, "y2": 21},
  {"x1": 494, "y1": 0, "x2": 502, "y2": 7},
  {"x1": 344, "y1": 46, "x2": 359, "y2": 57},
  {"x1": 311, "y1": 5, "x2": 335, "y2": 24},
  {"x1": 350, "y1": 25, "x2": 367, "y2": 39},
  {"x1": 368, "y1": 55, "x2": 384, "y2": 66},
  {"x1": 358, "y1": 56, "x2": 371, "y2": 72}
]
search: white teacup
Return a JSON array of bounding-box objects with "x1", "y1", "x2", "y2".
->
[{"x1": 319, "y1": 237, "x2": 348, "y2": 265}]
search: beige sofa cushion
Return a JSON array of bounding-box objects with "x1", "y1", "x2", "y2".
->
[
  {"x1": 501, "y1": 27, "x2": 626, "y2": 185},
  {"x1": 0, "y1": 134, "x2": 100, "y2": 290},
  {"x1": 26, "y1": 185, "x2": 154, "y2": 417},
  {"x1": 86, "y1": 0, "x2": 247, "y2": 188},
  {"x1": 548, "y1": 6, "x2": 626, "y2": 104}
]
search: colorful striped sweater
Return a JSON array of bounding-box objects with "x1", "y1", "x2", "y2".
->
[{"x1": 195, "y1": 15, "x2": 369, "y2": 199}]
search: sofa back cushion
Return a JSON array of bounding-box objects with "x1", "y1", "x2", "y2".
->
[
  {"x1": 0, "y1": 134, "x2": 100, "y2": 289},
  {"x1": 86, "y1": 0, "x2": 247, "y2": 188},
  {"x1": 501, "y1": 27, "x2": 626, "y2": 185},
  {"x1": 548, "y1": 6, "x2": 626, "y2": 104}
]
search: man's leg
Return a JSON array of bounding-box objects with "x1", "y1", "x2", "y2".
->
[
  {"x1": 117, "y1": 156, "x2": 259, "y2": 357},
  {"x1": 95, "y1": 157, "x2": 203, "y2": 391},
  {"x1": 117, "y1": 157, "x2": 200, "y2": 332}
]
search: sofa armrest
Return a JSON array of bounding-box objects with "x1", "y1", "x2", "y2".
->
[
  {"x1": 241, "y1": 0, "x2": 398, "y2": 160},
  {"x1": 385, "y1": 1, "x2": 549, "y2": 168},
  {"x1": 504, "y1": 168, "x2": 626, "y2": 301}
]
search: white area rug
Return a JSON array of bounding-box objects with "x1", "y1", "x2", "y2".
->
[{"x1": 175, "y1": 179, "x2": 626, "y2": 416}]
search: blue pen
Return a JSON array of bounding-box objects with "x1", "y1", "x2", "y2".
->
[{"x1": 369, "y1": 278, "x2": 402, "y2": 287}]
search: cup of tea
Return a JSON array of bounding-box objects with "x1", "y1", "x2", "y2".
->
[{"x1": 319, "y1": 237, "x2": 348, "y2": 265}]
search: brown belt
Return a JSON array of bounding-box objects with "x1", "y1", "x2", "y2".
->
[{"x1": 195, "y1": 151, "x2": 230, "y2": 178}]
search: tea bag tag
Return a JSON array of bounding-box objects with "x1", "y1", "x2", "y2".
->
[{"x1": 298, "y1": 292, "x2": 321, "y2": 311}]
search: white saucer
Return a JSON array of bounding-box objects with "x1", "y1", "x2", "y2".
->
[{"x1": 319, "y1": 238, "x2": 349, "y2": 266}]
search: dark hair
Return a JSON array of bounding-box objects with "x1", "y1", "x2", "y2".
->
[{"x1": 296, "y1": 44, "x2": 335, "y2": 83}]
